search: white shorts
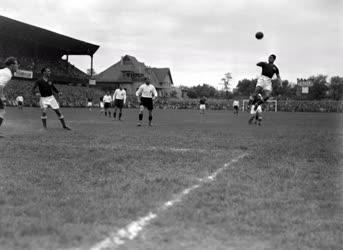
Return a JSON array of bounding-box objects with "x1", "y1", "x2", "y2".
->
[
  {"x1": 200, "y1": 104, "x2": 206, "y2": 110},
  {"x1": 40, "y1": 96, "x2": 60, "y2": 110},
  {"x1": 100, "y1": 102, "x2": 104, "y2": 109},
  {"x1": 250, "y1": 105, "x2": 262, "y2": 115},
  {"x1": 256, "y1": 75, "x2": 272, "y2": 92},
  {"x1": 87, "y1": 102, "x2": 92, "y2": 107}
]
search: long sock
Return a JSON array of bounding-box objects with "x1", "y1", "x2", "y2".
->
[
  {"x1": 41, "y1": 117, "x2": 47, "y2": 128},
  {"x1": 0, "y1": 117, "x2": 3, "y2": 127},
  {"x1": 59, "y1": 117, "x2": 67, "y2": 128},
  {"x1": 105, "y1": 111, "x2": 107, "y2": 116},
  {"x1": 119, "y1": 112, "x2": 122, "y2": 120},
  {"x1": 113, "y1": 112, "x2": 116, "y2": 118},
  {"x1": 149, "y1": 115, "x2": 152, "y2": 122},
  {"x1": 108, "y1": 111, "x2": 111, "y2": 117},
  {"x1": 139, "y1": 113, "x2": 143, "y2": 121}
]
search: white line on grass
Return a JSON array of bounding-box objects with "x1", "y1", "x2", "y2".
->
[{"x1": 89, "y1": 153, "x2": 248, "y2": 250}]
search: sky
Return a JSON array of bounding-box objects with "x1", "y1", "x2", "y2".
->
[{"x1": 1, "y1": 0, "x2": 342, "y2": 89}]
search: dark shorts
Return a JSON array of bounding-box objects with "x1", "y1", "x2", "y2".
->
[
  {"x1": 234, "y1": 105, "x2": 238, "y2": 111},
  {"x1": 104, "y1": 102, "x2": 111, "y2": 109},
  {"x1": 140, "y1": 97, "x2": 153, "y2": 110},
  {"x1": 115, "y1": 99, "x2": 124, "y2": 109},
  {"x1": 0, "y1": 99, "x2": 4, "y2": 109},
  {"x1": 18, "y1": 101, "x2": 23, "y2": 106}
]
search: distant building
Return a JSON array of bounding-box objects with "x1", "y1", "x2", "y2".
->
[{"x1": 95, "y1": 55, "x2": 174, "y2": 96}]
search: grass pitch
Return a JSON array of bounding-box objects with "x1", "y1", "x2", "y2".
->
[{"x1": 0, "y1": 107, "x2": 342, "y2": 250}]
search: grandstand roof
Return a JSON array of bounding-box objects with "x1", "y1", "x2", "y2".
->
[{"x1": 0, "y1": 15, "x2": 99, "y2": 55}]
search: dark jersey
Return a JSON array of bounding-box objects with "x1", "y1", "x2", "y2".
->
[
  {"x1": 257, "y1": 62, "x2": 279, "y2": 78},
  {"x1": 87, "y1": 98, "x2": 93, "y2": 102},
  {"x1": 32, "y1": 78, "x2": 59, "y2": 97},
  {"x1": 200, "y1": 98, "x2": 206, "y2": 105}
]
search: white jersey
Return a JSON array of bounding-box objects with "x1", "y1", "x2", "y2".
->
[
  {"x1": 113, "y1": 89, "x2": 126, "y2": 103},
  {"x1": 136, "y1": 83, "x2": 158, "y2": 98},
  {"x1": 233, "y1": 100, "x2": 239, "y2": 106},
  {"x1": 0, "y1": 68, "x2": 12, "y2": 98},
  {"x1": 16, "y1": 96, "x2": 24, "y2": 102},
  {"x1": 103, "y1": 95, "x2": 112, "y2": 103}
]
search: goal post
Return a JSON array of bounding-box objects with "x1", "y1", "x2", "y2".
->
[{"x1": 242, "y1": 99, "x2": 278, "y2": 112}]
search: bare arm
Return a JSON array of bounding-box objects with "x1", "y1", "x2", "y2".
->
[
  {"x1": 136, "y1": 86, "x2": 143, "y2": 102},
  {"x1": 152, "y1": 86, "x2": 158, "y2": 100}
]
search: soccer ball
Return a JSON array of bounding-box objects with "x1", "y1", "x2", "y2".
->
[{"x1": 255, "y1": 32, "x2": 264, "y2": 40}]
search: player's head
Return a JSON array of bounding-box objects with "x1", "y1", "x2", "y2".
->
[
  {"x1": 145, "y1": 77, "x2": 151, "y2": 85},
  {"x1": 41, "y1": 67, "x2": 51, "y2": 77},
  {"x1": 268, "y1": 54, "x2": 276, "y2": 63},
  {"x1": 106, "y1": 91, "x2": 110, "y2": 95},
  {"x1": 4, "y1": 57, "x2": 19, "y2": 73},
  {"x1": 119, "y1": 85, "x2": 122, "y2": 90}
]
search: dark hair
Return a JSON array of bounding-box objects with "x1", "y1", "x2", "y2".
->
[
  {"x1": 41, "y1": 67, "x2": 50, "y2": 74},
  {"x1": 4, "y1": 57, "x2": 18, "y2": 66},
  {"x1": 270, "y1": 54, "x2": 276, "y2": 60}
]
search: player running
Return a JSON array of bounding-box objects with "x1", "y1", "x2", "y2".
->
[
  {"x1": 32, "y1": 67, "x2": 71, "y2": 130},
  {"x1": 112, "y1": 85, "x2": 126, "y2": 121},
  {"x1": 249, "y1": 54, "x2": 281, "y2": 110},
  {"x1": 136, "y1": 77, "x2": 157, "y2": 126},
  {"x1": 0, "y1": 57, "x2": 18, "y2": 136}
]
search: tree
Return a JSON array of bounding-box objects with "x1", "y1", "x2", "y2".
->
[
  {"x1": 236, "y1": 78, "x2": 257, "y2": 96},
  {"x1": 329, "y1": 76, "x2": 343, "y2": 100},
  {"x1": 221, "y1": 72, "x2": 232, "y2": 98},
  {"x1": 308, "y1": 75, "x2": 329, "y2": 100}
]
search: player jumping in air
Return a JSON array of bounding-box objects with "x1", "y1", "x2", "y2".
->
[
  {"x1": 136, "y1": 77, "x2": 157, "y2": 126},
  {"x1": 112, "y1": 85, "x2": 126, "y2": 121},
  {"x1": 249, "y1": 54, "x2": 281, "y2": 110},
  {"x1": 0, "y1": 57, "x2": 18, "y2": 136},
  {"x1": 32, "y1": 67, "x2": 71, "y2": 130}
]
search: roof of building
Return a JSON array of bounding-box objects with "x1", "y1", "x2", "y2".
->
[
  {"x1": 0, "y1": 15, "x2": 99, "y2": 55},
  {"x1": 96, "y1": 55, "x2": 173, "y2": 86}
]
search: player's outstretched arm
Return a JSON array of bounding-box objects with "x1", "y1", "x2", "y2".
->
[{"x1": 257, "y1": 62, "x2": 266, "y2": 67}]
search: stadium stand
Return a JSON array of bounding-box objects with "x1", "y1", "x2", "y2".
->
[{"x1": 0, "y1": 15, "x2": 99, "y2": 83}]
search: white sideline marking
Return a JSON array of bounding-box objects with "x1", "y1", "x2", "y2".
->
[{"x1": 89, "y1": 153, "x2": 248, "y2": 250}]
